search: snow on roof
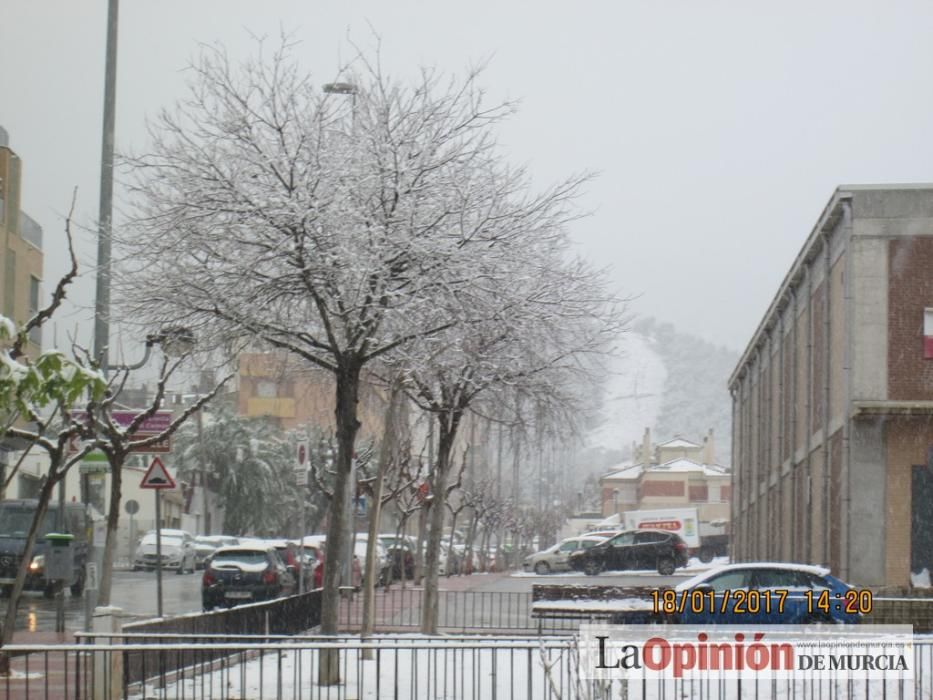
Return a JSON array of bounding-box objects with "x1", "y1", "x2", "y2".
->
[
  {"x1": 658, "y1": 437, "x2": 700, "y2": 449},
  {"x1": 650, "y1": 458, "x2": 729, "y2": 476},
  {"x1": 603, "y1": 463, "x2": 644, "y2": 480}
]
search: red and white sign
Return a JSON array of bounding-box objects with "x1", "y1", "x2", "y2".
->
[
  {"x1": 924, "y1": 308, "x2": 933, "y2": 360},
  {"x1": 140, "y1": 457, "x2": 176, "y2": 490},
  {"x1": 68, "y1": 410, "x2": 173, "y2": 454},
  {"x1": 637, "y1": 520, "x2": 682, "y2": 531}
]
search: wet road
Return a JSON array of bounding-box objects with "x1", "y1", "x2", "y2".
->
[{"x1": 1, "y1": 568, "x2": 203, "y2": 634}]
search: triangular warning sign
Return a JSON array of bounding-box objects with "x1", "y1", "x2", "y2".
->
[{"x1": 140, "y1": 456, "x2": 176, "y2": 490}]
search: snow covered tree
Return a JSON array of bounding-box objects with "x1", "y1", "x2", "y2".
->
[
  {"x1": 117, "y1": 38, "x2": 594, "y2": 670},
  {"x1": 171, "y1": 406, "x2": 309, "y2": 536},
  {"x1": 393, "y1": 232, "x2": 623, "y2": 632}
]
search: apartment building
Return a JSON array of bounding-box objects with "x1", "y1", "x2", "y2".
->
[
  {"x1": 0, "y1": 126, "x2": 43, "y2": 353},
  {"x1": 730, "y1": 185, "x2": 933, "y2": 587}
]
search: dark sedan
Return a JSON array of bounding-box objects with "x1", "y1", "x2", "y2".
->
[
  {"x1": 569, "y1": 529, "x2": 689, "y2": 576},
  {"x1": 202, "y1": 546, "x2": 296, "y2": 611}
]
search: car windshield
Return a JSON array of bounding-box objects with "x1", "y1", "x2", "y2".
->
[
  {"x1": 0, "y1": 507, "x2": 55, "y2": 538},
  {"x1": 141, "y1": 533, "x2": 183, "y2": 546},
  {"x1": 212, "y1": 551, "x2": 268, "y2": 567}
]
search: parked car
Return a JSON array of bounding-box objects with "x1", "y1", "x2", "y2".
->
[
  {"x1": 202, "y1": 545, "x2": 296, "y2": 610},
  {"x1": 194, "y1": 535, "x2": 239, "y2": 569},
  {"x1": 523, "y1": 535, "x2": 608, "y2": 575},
  {"x1": 264, "y1": 539, "x2": 316, "y2": 586},
  {"x1": 133, "y1": 529, "x2": 197, "y2": 573},
  {"x1": 672, "y1": 562, "x2": 862, "y2": 625},
  {"x1": 569, "y1": 529, "x2": 688, "y2": 576},
  {"x1": 353, "y1": 534, "x2": 392, "y2": 585},
  {"x1": 378, "y1": 534, "x2": 415, "y2": 580},
  {"x1": 300, "y1": 535, "x2": 362, "y2": 589},
  {"x1": 0, "y1": 499, "x2": 91, "y2": 598}
]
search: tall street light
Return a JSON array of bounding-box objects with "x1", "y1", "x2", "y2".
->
[
  {"x1": 94, "y1": 0, "x2": 120, "y2": 372},
  {"x1": 322, "y1": 80, "x2": 358, "y2": 591}
]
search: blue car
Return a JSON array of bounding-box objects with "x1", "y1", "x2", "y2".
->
[{"x1": 672, "y1": 563, "x2": 862, "y2": 624}]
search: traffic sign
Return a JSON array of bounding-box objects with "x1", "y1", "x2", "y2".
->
[
  {"x1": 68, "y1": 410, "x2": 174, "y2": 454},
  {"x1": 125, "y1": 499, "x2": 139, "y2": 515},
  {"x1": 295, "y1": 439, "x2": 308, "y2": 470},
  {"x1": 140, "y1": 456, "x2": 176, "y2": 490}
]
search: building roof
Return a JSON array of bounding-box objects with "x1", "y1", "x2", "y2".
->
[
  {"x1": 658, "y1": 437, "x2": 700, "y2": 449},
  {"x1": 652, "y1": 458, "x2": 730, "y2": 476},
  {"x1": 602, "y1": 458, "x2": 729, "y2": 481},
  {"x1": 603, "y1": 463, "x2": 644, "y2": 480}
]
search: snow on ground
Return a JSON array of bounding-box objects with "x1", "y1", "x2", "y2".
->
[
  {"x1": 532, "y1": 597, "x2": 652, "y2": 612},
  {"x1": 127, "y1": 637, "x2": 577, "y2": 700}
]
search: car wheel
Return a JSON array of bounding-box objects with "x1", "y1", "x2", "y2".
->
[
  {"x1": 175, "y1": 564, "x2": 183, "y2": 575},
  {"x1": 657, "y1": 557, "x2": 676, "y2": 576},
  {"x1": 583, "y1": 560, "x2": 603, "y2": 576},
  {"x1": 534, "y1": 561, "x2": 551, "y2": 575},
  {"x1": 698, "y1": 547, "x2": 714, "y2": 564}
]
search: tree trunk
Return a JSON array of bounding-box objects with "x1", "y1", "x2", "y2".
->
[
  {"x1": 98, "y1": 453, "x2": 124, "y2": 605},
  {"x1": 414, "y1": 502, "x2": 428, "y2": 585},
  {"x1": 414, "y1": 418, "x2": 435, "y2": 584},
  {"x1": 1, "y1": 460, "x2": 61, "y2": 648},
  {"x1": 361, "y1": 382, "x2": 401, "y2": 658},
  {"x1": 463, "y1": 510, "x2": 479, "y2": 576},
  {"x1": 318, "y1": 359, "x2": 361, "y2": 686},
  {"x1": 421, "y1": 413, "x2": 460, "y2": 634},
  {"x1": 446, "y1": 509, "x2": 459, "y2": 577}
]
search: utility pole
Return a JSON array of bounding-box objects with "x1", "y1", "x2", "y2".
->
[
  {"x1": 88, "y1": 0, "x2": 120, "y2": 635},
  {"x1": 94, "y1": 0, "x2": 119, "y2": 371}
]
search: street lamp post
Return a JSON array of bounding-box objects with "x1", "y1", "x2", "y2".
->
[{"x1": 323, "y1": 80, "x2": 358, "y2": 591}]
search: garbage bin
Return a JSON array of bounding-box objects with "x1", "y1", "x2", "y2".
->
[{"x1": 45, "y1": 533, "x2": 75, "y2": 582}]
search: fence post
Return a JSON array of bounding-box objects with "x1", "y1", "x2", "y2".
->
[{"x1": 92, "y1": 606, "x2": 123, "y2": 700}]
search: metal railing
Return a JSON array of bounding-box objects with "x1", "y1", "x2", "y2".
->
[
  {"x1": 114, "y1": 589, "x2": 322, "y2": 685},
  {"x1": 123, "y1": 588, "x2": 322, "y2": 637},
  {"x1": 338, "y1": 587, "x2": 582, "y2": 634},
  {"x1": 3, "y1": 635, "x2": 933, "y2": 699}
]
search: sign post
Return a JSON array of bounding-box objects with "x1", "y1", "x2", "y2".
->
[
  {"x1": 295, "y1": 439, "x2": 309, "y2": 593},
  {"x1": 140, "y1": 456, "x2": 176, "y2": 618}
]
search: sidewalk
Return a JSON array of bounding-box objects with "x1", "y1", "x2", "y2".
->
[{"x1": 1, "y1": 628, "x2": 77, "y2": 700}]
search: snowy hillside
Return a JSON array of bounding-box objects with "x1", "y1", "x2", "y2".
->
[{"x1": 585, "y1": 318, "x2": 738, "y2": 466}]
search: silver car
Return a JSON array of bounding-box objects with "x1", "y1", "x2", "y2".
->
[{"x1": 523, "y1": 535, "x2": 608, "y2": 575}]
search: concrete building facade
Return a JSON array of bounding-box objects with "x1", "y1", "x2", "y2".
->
[
  {"x1": 729, "y1": 185, "x2": 933, "y2": 588},
  {"x1": 0, "y1": 125, "x2": 43, "y2": 353}
]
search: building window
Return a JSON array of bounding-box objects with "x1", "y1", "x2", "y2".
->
[
  {"x1": 924, "y1": 308, "x2": 933, "y2": 360},
  {"x1": 256, "y1": 380, "x2": 278, "y2": 398}
]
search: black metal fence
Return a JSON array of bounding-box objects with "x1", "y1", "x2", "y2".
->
[
  {"x1": 3, "y1": 635, "x2": 933, "y2": 699},
  {"x1": 113, "y1": 589, "x2": 322, "y2": 685},
  {"x1": 338, "y1": 587, "x2": 583, "y2": 634}
]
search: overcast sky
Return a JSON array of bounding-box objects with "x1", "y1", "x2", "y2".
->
[{"x1": 3, "y1": 0, "x2": 933, "y2": 358}]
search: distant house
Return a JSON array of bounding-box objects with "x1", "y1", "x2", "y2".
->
[{"x1": 599, "y1": 427, "x2": 731, "y2": 534}]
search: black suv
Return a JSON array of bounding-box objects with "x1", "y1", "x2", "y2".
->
[
  {"x1": 0, "y1": 500, "x2": 89, "y2": 598},
  {"x1": 569, "y1": 529, "x2": 688, "y2": 576},
  {"x1": 202, "y1": 546, "x2": 296, "y2": 610}
]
